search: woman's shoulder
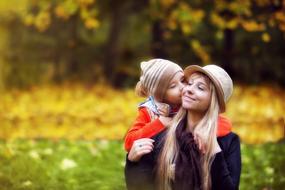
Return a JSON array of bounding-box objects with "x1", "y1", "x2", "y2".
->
[
  {"x1": 217, "y1": 132, "x2": 240, "y2": 151},
  {"x1": 218, "y1": 132, "x2": 239, "y2": 141}
]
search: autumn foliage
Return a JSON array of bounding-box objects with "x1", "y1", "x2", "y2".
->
[{"x1": 0, "y1": 84, "x2": 284, "y2": 144}]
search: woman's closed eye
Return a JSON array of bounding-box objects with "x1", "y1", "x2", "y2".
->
[
  {"x1": 187, "y1": 81, "x2": 206, "y2": 91},
  {"x1": 198, "y1": 85, "x2": 205, "y2": 91}
]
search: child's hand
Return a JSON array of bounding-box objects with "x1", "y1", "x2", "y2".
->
[
  {"x1": 127, "y1": 138, "x2": 155, "y2": 162},
  {"x1": 193, "y1": 133, "x2": 207, "y2": 154},
  {"x1": 193, "y1": 133, "x2": 222, "y2": 155}
]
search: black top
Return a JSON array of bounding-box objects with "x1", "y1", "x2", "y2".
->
[
  {"x1": 211, "y1": 132, "x2": 241, "y2": 190},
  {"x1": 125, "y1": 119, "x2": 241, "y2": 190}
]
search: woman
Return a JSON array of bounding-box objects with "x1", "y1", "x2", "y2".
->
[{"x1": 125, "y1": 65, "x2": 241, "y2": 190}]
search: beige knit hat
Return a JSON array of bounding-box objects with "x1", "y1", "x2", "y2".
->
[
  {"x1": 136, "y1": 59, "x2": 183, "y2": 101},
  {"x1": 184, "y1": 64, "x2": 233, "y2": 113}
]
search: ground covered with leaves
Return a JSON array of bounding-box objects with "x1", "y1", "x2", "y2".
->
[{"x1": 0, "y1": 84, "x2": 284, "y2": 143}]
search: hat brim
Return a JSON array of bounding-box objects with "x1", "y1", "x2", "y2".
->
[{"x1": 184, "y1": 65, "x2": 226, "y2": 113}]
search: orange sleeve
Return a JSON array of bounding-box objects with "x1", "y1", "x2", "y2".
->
[
  {"x1": 124, "y1": 107, "x2": 165, "y2": 152},
  {"x1": 217, "y1": 115, "x2": 232, "y2": 137}
]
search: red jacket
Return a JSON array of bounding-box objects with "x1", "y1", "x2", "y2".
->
[{"x1": 124, "y1": 107, "x2": 232, "y2": 152}]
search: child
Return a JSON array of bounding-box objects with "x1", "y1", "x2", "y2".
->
[{"x1": 124, "y1": 59, "x2": 232, "y2": 152}]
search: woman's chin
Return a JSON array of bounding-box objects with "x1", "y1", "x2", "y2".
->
[{"x1": 182, "y1": 102, "x2": 195, "y2": 110}]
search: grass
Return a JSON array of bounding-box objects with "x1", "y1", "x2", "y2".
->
[
  {"x1": 0, "y1": 139, "x2": 126, "y2": 190},
  {"x1": 0, "y1": 139, "x2": 284, "y2": 190}
]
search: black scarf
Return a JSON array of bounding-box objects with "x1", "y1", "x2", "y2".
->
[{"x1": 172, "y1": 118, "x2": 203, "y2": 190}]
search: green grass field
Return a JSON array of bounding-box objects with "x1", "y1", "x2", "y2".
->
[
  {"x1": 0, "y1": 139, "x2": 125, "y2": 190},
  {"x1": 0, "y1": 139, "x2": 284, "y2": 190}
]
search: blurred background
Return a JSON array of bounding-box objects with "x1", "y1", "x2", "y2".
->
[{"x1": 0, "y1": 0, "x2": 284, "y2": 189}]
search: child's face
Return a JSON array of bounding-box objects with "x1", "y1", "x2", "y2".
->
[{"x1": 164, "y1": 71, "x2": 185, "y2": 106}]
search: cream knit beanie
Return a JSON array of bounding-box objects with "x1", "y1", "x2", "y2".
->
[{"x1": 136, "y1": 59, "x2": 183, "y2": 101}]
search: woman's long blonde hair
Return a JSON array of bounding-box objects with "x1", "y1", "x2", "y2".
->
[{"x1": 157, "y1": 74, "x2": 220, "y2": 190}]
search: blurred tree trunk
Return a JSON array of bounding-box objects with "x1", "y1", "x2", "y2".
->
[
  {"x1": 53, "y1": 51, "x2": 61, "y2": 83},
  {"x1": 151, "y1": 19, "x2": 167, "y2": 58},
  {"x1": 150, "y1": 2, "x2": 179, "y2": 59},
  {"x1": 67, "y1": 14, "x2": 79, "y2": 77},
  {"x1": 103, "y1": 0, "x2": 128, "y2": 85},
  {"x1": 103, "y1": 0, "x2": 149, "y2": 87},
  {"x1": 222, "y1": 28, "x2": 235, "y2": 78}
]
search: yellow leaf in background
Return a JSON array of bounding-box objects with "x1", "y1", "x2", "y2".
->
[
  {"x1": 215, "y1": 1, "x2": 227, "y2": 11},
  {"x1": 262, "y1": 33, "x2": 271, "y2": 42},
  {"x1": 85, "y1": 18, "x2": 99, "y2": 29},
  {"x1": 279, "y1": 23, "x2": 285, "y2": 32},
  {"x1": 181, "y1": 23, "x2": 192, "y2": 35},
  {"x1": 190, "y1": 40, "x2": 210, "y2": 63},
  {"x1": 78, "y1": 0, "x2": 95, "y2": 8},
  {"x1": 80, "y1": 7, "x2": 89, "y2": 19},
  {"x1": 34, "y1": 11, "x2": 50, "y2": 32},
  {"x1": 228, "y1": 1, "x2": 251, "y2": 16},
  {"x1": 23, "y1": 14, "x2": 34, "y2": 26},
  {"x1": 242, "y1": 20, "x2": 265, "y2": 32},
  {"x1": 215, "y1": 30, "x2": 223, "y2": 40},
  {"x1": 256, "y1": 0, "x2": 271, "y2": 7},
  {"x1": 160, "y1": 0, "x2": 175, "y2": 9},
  {"x1": 275, "y1": 11, "x2": 285, "y2": 21},
  {"x1": 226, "y1": 18, "x2": 239, "y2": 29},
  {"x1": 167, "y1": 19, "x2": 177, "y2": 30},
  {"x1": 268, "y1": 18, "x2": 275, "y2": 27},
  {"x1": 179, "y1": 2, "x2": 190, "y2": 11},
  {"x1": 211, "y1": 12, "x2": 226, "y2": 29},
  {"x1": 191, "y1": 40, "x2": 200, "y2": 49},
  {"x1": 55, "y1": 5, "x2": 70, "y2": 20},
  {"x1": 192, "y1": 10, "x2": 205, "y2": 23}
]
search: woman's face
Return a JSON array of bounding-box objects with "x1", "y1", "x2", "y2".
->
[
  {"x1": 182, "y1": 73, "x2": 211, "y2": 113},
  {"x1": 164, "y1": 71, "x2": 185, "y2": 106}
]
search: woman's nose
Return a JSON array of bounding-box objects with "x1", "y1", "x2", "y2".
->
[
  {"x1": 184, "y1": 84, "x2": 194, "y2": 94},
  {"x1": 183, "y1": 84, "x2": 192, "y2": 93}
]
